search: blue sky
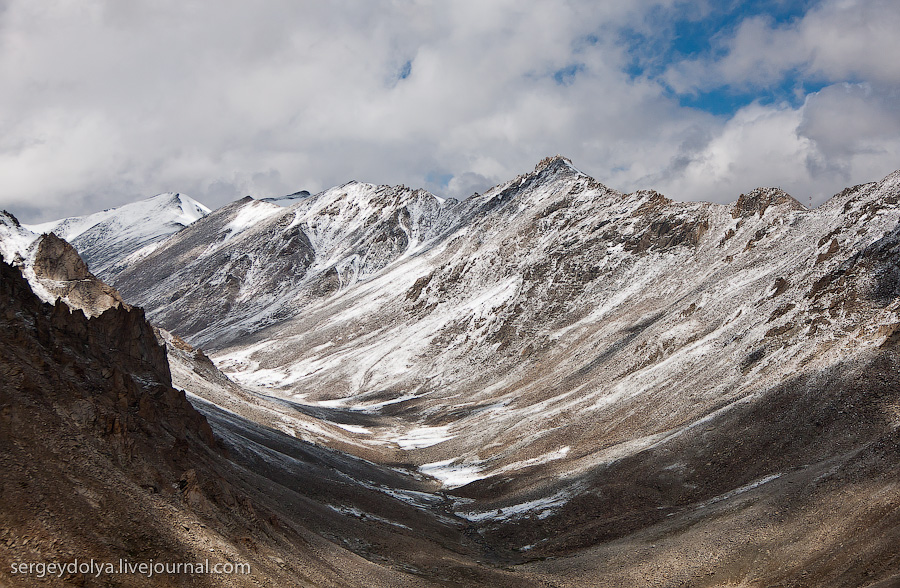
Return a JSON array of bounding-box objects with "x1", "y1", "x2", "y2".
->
[
  {"x1": 623, "y1": 0, "x2": 823, "y2": 114},
  {"x1": 1, "y1": 0, "x2": 898, "y2": 221}
]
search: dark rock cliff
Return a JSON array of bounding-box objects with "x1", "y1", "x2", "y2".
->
[{"x1": 0, "y1": 257, "x2": 214, "y2": 451}]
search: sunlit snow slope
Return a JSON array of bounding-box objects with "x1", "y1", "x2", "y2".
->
[{"x1": 111, "y1": 156, "x2": 900, "y2": 482}]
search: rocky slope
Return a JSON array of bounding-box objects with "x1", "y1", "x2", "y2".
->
[
  {"x1": 0, "y1": 248, "x2": 538, "y2": 587},
  {"x1": 6, "y1": 157, "x2": 900, "y2": 586}
]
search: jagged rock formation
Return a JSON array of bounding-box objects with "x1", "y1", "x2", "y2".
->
[
  {"x1": 731, "y1": 186, "x2": 806, "y2": 218},
  {"x1": 31, "y1": 232, "x2": 128, "y2": 315},
  {"x1": 32, "y1": 231, "x2": 92, "y2": 280},
  {"x1": 1, "y1": 210, "x2": 126, "y2": 317},
  {"x1": 0, "y1": 258, "x2": 208, "y2": 438}
]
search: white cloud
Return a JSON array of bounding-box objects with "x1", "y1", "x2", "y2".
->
[
  {"x1": 799, "y1": 83, "x2": 900, "y2": 188},
  {"x1": 638, "y1": 81, "x2": 900, "y2": 207},
  {"x1": 648, "y1": 102, "x2": 818, "y2": 204},
  {"x1": 0, "y1": 0, "x2": 897, "y2": 221},
  {"x1": 651, "y1": 0, "x2": 900, "y2": 205},
  {"x1": 664, "y1": 0, "x2": 900, "y2": 92}
]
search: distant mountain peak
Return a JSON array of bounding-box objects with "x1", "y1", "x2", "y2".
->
[
  {"x1": 534, "y1": 154, "x2": 575, "y2": 172},
  {"x1": 23, "y1": 192, "x2": 211, "y2": 281}
]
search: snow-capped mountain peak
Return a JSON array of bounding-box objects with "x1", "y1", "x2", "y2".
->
[{"x1": 25, "y1": 192, "x2": 210, "y2": 280}]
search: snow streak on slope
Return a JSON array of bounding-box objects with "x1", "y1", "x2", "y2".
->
[
  {"x1": 56, "y1": 158, "x2": 900, "y2": 581},
  {"x1": 179, "y1": 160, "x2": 900, "y2": 494}
]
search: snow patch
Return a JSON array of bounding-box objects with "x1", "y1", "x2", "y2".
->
[
  {"x1": 419, "y1": 459, "x2": 486, "y2": 488},
  {"x1": 334, "y1": 423, "x2": 372, "y2": 434},
  {"x1": 495, "y1": 446, "x2": 570, "y2": 474},
  {"x1": 456, "y1": 489, "x2": 572, "y2": 522},
  {"x1": 225, "y1": 200, "x2": 283, "y2": 232},
  {"x1": 393, "y1": 426, "x2": 454, "y2": 449},
  {"x1": 696, "y1": 473, "x2": 782, "y2": 509}
]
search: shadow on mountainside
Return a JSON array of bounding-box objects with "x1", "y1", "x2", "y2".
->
[{"x1": 455, "y1": 347, "x2": 900, "y2": 586}]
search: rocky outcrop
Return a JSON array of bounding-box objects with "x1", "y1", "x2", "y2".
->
[
  {"x1": 731, "y1": 186, "x2": 806, "y2": 218},
  {"x1": 32, "y1": 232, "x2": 127, "y2": 316},
  {"x1": 32, "y1": 231, "x2": 90, "y2": 280},
  {"x1": 0, "y1": 258, "x2": 212, "y2": 446}
]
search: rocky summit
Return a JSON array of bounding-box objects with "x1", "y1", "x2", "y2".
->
[{"x1": 2, "y1": 157, "x2": 900, "y2": 587}]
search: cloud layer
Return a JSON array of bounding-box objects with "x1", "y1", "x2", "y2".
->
[{"x1": 1, "y1": 0, "x2": 898, "y2": 221}]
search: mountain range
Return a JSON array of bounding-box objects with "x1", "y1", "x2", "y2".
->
[{"x1": 2, "y1": 156, "x2": 900, "y2": 587}]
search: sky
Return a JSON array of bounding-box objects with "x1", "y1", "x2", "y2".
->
[{"x1": 1, "y1": 0, "x2": 899, "y2": 222}]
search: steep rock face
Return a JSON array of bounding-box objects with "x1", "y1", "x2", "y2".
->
[
  {"x1": 32, "y1": 231, "x2": 90, "y2": 280},
  {"x1": 31, "y1": 232, "x2": 127, "y2": 316},
  {"x1": 0, "y1": 259, "x2": 207, "y2": 442},
  {"x1": 0, "y1": 259, "x2": 222, "y2": 583}
]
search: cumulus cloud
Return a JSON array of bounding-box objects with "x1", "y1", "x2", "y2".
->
[
  {"x1": 664, "y1": 0, "x2": 900, "y2": 92},
  {"x1": 799, "y1": 83, "x2": 900, "y2": 173},
  {"x1": 653, "y1": 0, "x2": 900, "y2": 205},
  {"x1": 649, "y1": 103, "x2": 819, "y2": 203},
  {"x1": 0, "y1": 0, "x2": 897, "y2": 221}
]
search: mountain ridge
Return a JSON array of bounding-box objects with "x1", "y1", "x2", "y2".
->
[{"x1": 5, "y1": 157, "x2": 900, "y2": 586}]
